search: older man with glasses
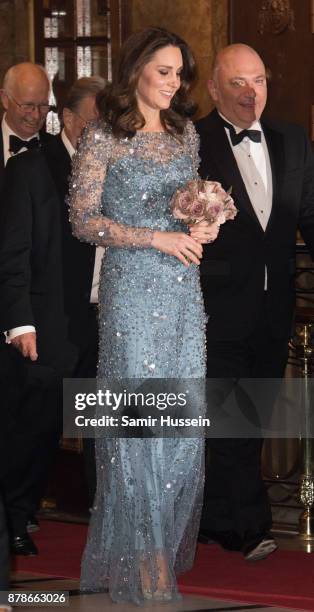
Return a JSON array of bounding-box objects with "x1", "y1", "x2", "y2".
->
[
  {"x1": 0, "y1": 62, "x2": 57, "y2": 556},
  {"x1": 38, "y1": 76, "x2": 106, "y2": 508},
  {"x1": 0, "y1": 75, "x2": 105, "y2": 556},
  {"x1": 0, "y1": 62, "x2": 53, "y2": 189}
]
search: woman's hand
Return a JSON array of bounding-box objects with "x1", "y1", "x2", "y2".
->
[
  {"x1": 189, "y1": 220, "x2": 220, "y2": 244},
  {"x1": 151, "y1": 231, "x2": 203, "y2": 267}
]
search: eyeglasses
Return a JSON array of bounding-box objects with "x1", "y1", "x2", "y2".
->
[{"x1": 5, "y1": 92, "x2": 52, "y2": 114}]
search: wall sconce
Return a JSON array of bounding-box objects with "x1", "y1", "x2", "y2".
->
[{"x1": 51, "y1": 10, "x2": 67, "y2": 17}]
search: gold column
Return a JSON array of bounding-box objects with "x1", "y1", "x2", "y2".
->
[{"x1": 294, "y1": 323, "x2": 314, "y2": 548}]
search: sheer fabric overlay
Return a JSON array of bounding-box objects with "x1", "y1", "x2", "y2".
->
[{"x1": 69, "y1": 120, "x2": 206, "y2": 604}]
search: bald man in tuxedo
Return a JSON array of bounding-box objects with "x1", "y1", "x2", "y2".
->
[
  {"x1": 0, "y1": 62, "x2": 68, "y2": 555},
  {"x1": 195, "y1": 44, "x2": 314, "y2": 561},
  {"x1": 0, "y1": 62, "x2": 53, "y2": 188}
]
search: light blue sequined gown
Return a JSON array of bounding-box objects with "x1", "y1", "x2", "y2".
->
[{"x1": 70, "y1": 120, "x2": 206, "y2": 605}]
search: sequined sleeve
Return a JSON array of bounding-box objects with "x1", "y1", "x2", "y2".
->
[
  {"x1": 69, "y1": 122, "x2": 154, "y2": 248},
  {"x1": 184, "y1": 120, "x2": 200, "y2": 178}
]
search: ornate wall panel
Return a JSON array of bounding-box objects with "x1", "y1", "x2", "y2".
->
[
  {"x1": 229, "y1": 0, "x2": 313, "y2": 136},
  {"x1": 130, "y1": 0, "x2": 228, "y2": 118},
  {"x1": 0, "y1": 0, "x2": 31, "y2": 86}
]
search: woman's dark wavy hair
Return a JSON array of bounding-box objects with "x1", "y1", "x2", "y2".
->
[{"x1": 97, "y1": 26, "x2": 197, "y2": 138}]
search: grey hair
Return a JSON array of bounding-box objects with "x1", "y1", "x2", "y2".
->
[{"x1": 62, "y1": 76, "x2": 106, "y2": 113}]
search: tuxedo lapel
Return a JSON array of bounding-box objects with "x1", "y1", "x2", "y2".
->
[
  {"x1": 0, "y1": 129, "x2": 53, "y2": 194},
  {"x1": 203, "y1": 111, "x2": 263, "y2": 231},
  {"x1": 262, "y1": 120, "x2": 285, "y2": 234},
  {"x1": 42, "y1": 135, "x2": 71, "y2": 202}
]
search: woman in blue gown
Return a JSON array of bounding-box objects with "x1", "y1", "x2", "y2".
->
[{"x1": 69, "y1": 27, "x2": 218, "y2": 605}]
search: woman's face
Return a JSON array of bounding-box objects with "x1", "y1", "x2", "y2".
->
[{"x1": 136, "y1": 45, "x2": 183, "y2": 117}]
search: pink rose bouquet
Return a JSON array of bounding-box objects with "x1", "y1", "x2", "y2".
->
[{"x1": 171, "y1": 179, "x2": 237, "y2": 226}]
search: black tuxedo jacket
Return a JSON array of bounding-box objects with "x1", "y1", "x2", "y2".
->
[
  {"x1": 0, "y1": 148, "x2": 77, "y2": 375},
  {"x1": 0, "y1": 128, "x2": 54, "y2": 191},
  {"x1": 195, "y1": 109, "x2": 314, "y2": 340},
  {"x1": 40, "y1": 135, "x2": 96, "y2": 343}
]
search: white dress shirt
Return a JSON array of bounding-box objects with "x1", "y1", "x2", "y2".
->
[
  {"x1": 219, "y1": 112, "x2": 273, "y2": 286},
  {"x1": 2, "y1": 114, "x2": 39, "y2": 165},
  {"x1": 61, "y1": 127, "x2": 75, "y2": 159},
  {"x1": 61, "y1": 128, "x2": 104, "y2": 303},
  {"x1": 2, "y1": 116, "x2": 38, "y2": 340}
]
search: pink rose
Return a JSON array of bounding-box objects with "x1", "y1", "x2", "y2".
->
[
  {"x1": 171, "y1": 181, "x2": 206, "y2": 223},
  {"x1": 190, "y1": 199, "x2": 206, "y2": 216},
  {"x1": 171, "y1": 179, "x2": 237, "y2": 227},
  {"x1": 203, "y1": 181, "x2": 222, "y2": 198}
]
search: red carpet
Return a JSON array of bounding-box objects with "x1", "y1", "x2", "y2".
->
[
  {"x1": 14, "y1": 520, "x2": 314, "y2": 610},
  {"x1": 13, "y1": 521, "x2": 83, "y2": 580}
]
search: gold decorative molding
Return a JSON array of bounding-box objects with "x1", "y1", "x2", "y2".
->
[
  {"x1": 300, "y1": 475, "x2": 314, "y2": 508},
  {"x1": 258, "y1": 0, "x2": 295, "y2": 35}
]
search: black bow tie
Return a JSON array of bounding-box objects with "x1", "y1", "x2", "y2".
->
[
  {"x1": 222, "y1": 120, "x2": 261, "y2": 146},
  {"x1": 9, "y1": 135, "x2": 39, "y2": 154}
]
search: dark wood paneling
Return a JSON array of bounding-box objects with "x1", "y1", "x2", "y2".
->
[{"x1": 229, "y1": 0, "x2": 313, "y2": 137}]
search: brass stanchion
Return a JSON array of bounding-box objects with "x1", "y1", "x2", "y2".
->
[{"x1": 294, "y1": 323, "x2": 314, "y2": 548}]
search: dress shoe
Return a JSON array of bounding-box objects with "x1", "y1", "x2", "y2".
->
[
  {"x1": 11, "y1": 532, "x2": 38, "y2": 556},
  {"x1": 243, "y1": 532, "x2": 277, "y2": 561},
  {"x1": 198, "y1": 529, "x2": 243, "y2": 551},
  {"x1": 27, "y1": 515, "x2": 39, "y2": 533}
]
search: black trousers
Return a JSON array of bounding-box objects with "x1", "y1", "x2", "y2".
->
[
  {"x1": 70, "y1": 304, "x2": 98, "y2": 507},
  {"x1": 1, "y1": 351, "x2": 63, "y2": 535},
  {"x1": 0, "y1": 492, "x2": 9, "y2": 597},
  {"x1": 202, "y1": 298, "x2": 289, "y2": 536},
  {"x1": 0, "y1": 341, "x2": 23, "y2": 590},
  {"x1": 7, "y1": 387, "x2": 62, "y2": 534}
]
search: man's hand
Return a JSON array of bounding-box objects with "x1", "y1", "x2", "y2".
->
[{"x1": 11, "y1": 332, "x2": 38, "y2": 361}]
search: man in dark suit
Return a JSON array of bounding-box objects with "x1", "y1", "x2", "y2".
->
[
  {"x1": 0, "y1": 62, "x2": 53, "y2": 190},
  {"x1": 42, "y1": 76, "x2": 105, "y2": 503},
  {"x1": 0, "y1": 144, "x2": 78, "y2": 554},
  {"x1": 44, "y1": 76, "x2": 104, "y2": 378},
  {"x1": 0, "y1": 61, "x2": 59, "y2": 555},
  {"x1": 195, "y1": 44, "x2": 314, "y2": 561},
  {"x1": 0, "y1": 76, "x2": 104, "y2": 554}
]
